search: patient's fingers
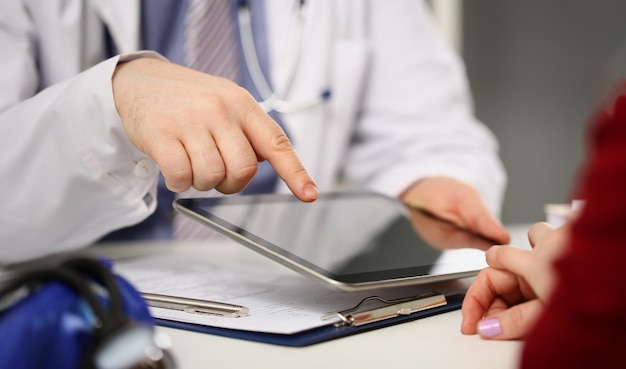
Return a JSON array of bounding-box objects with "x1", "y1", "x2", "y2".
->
[
  {"x1": 475, "y1": 299, "x2": 545, "y2": 340},
  {"x1": 461, "y1": 267, "x2": 522, "y2": 334},
  {"x1": 485, "y1": 246, "x2": 534, "y2": 280},
  {"x1": 486, "y1": 243, "x2": 556, "y2": 302},
  {"x1": 527, "y1": 222, "x2": 554, "y2": 249}
]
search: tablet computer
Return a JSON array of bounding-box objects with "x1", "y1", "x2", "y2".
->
[{"x1": 173, "y1": 191, "x2": 494, "y2": 291}]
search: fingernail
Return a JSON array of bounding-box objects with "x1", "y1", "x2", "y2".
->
[
  {"x1": 304, "y1": 184, "x2": 319, "y2": 200},
  {"x1": 477, "y1": 317, "x2": 501, "y2": 338}
]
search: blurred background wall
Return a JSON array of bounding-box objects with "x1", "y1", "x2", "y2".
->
[{"x1": 430, "y1": 0, "x2": 626, "y2": 223}]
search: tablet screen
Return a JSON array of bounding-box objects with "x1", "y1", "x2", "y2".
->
[{"x1": 173, "y1": 192, "x2": 493, "y2": 291}]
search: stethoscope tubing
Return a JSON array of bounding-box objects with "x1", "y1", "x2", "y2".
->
[{"x1": 238, "y1": 0, "x2": 329, "y2": 114}]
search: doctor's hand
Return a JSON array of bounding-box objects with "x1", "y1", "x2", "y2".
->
[
  {"x1": 460, "y1": 222, "x2": 569, "y2": 340},
  {"x1": 112, "y1": 58, "x2": 318, "y2": 202},
  {"x1": 400, "y1": 177, "x2": 509, "y2": 244}
]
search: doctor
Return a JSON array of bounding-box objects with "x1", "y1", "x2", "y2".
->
[{"x1": 0, "y1": 0, "x2": 509, "y2": 263}]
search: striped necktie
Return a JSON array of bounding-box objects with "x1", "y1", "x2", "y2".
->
[
  {"x1": 174, "y1": 0, "x2": 281, "y2": 241},
  {"x1": 184, "y1": 0, "x2": 240, "y2": 81}
]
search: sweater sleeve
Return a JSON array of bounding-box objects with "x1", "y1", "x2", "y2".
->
[{"x1": 521, "y1": 84, "x2": 626, "y2": 368}]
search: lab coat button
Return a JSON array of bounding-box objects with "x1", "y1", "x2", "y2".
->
[{"x1": 134, "y1": 158, "x2": 157, "y2": 179}]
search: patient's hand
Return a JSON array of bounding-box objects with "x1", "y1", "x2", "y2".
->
[{"x1": 460, "y1": 222, "x2": 569, "y2": 339}]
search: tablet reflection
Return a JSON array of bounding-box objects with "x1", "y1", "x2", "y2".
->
[{"x1": 406, "y1": 207, "x2": 495, "y2": 252}]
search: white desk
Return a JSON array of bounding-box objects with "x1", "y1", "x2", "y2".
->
[{"x1": 102, "y1": 224, "x2": 532, "y2": 369}]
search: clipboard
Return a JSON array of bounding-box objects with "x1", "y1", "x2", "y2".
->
[
  {"x1": 113, "y1": 252, "x2": 472, "y2": 348},
  {"x1": 150, "y1": 292, "x2": 465, "y2": 347}
]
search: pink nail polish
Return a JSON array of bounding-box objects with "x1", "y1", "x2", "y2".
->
[{"x1": 478, "y1": 317, "x2": 501, "y2": 338}]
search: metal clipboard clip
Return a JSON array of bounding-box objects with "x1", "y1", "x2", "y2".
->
[{"x1": 320, "y1": 291, "x2": 447, "y2": 327}]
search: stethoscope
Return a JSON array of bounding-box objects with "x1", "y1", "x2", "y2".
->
[{"x1": 237, "y1": 0, "x2": 331, "y2": 114}]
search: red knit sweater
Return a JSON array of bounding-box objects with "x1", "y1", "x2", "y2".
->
[{"x1": 522, "y1": 84, "x2": 626, "y2": 367}]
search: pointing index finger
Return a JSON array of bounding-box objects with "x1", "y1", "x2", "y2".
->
[{"x1": 243, "y1": 107, "x2": 318, "y2": 202}]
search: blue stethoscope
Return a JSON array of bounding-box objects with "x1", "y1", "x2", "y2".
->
[{"x1": 238, "y1": 0, "x2": 331, "y2": 114}]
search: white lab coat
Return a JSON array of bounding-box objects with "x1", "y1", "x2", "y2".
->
[{"x1": 0, "y1": 0, "x2": 506, "y2": 263}]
